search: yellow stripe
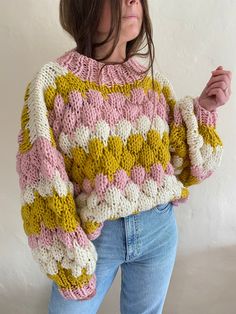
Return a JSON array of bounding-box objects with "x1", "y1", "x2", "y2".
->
[
  {"x1": 82, "y1": 220, "x2": 103, "y2": 236},
  {"x1": 178, "y1": 169, "x2": 200, "y2": 187},
  {"x1": 169, "y1": 124, "x2": 188, "y2": 158},
  {"x1": 47, "y1": 263, "x2": 94, "y2": 290},
  {"x1": 69, "y1": 130, "x2": 171, "y2": 186},
  {"x1": 21, "y1": 188, "x2": 80, "y2": 236},
  {"x1": 198, "y1": 124, "x2": 223, "y2": 148},
  {"x1": 46, "y1": 71, "x2": 163, "y2": 104}
]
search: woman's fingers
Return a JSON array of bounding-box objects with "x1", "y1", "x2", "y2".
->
[
  {"x1": 211, "y1": 69, "x2": 232, "y2": 80},
  {"x1": 207, "y1": 88, "x2": 225, "y2": 96},
  {"x1": 207, "y1": 86, "x2": 230, "y2": 104},
  {"x1": 206, "y1": 80, "x2": 228, "y2": 94},
  {"x1": 207, "y1": 88, "x2": 229, "y2": 107},
  {"x1": 206, "y1": 74, "x2": 230, "y2": 87}
]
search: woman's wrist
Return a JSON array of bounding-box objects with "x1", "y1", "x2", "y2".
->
[{"x1": 198, "y1": 98, "x2": 217, "y2": 113}]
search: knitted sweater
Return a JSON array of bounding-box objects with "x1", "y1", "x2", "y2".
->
[{"x1": 15, "y1": 47, "x2": 223, "y2": 300}]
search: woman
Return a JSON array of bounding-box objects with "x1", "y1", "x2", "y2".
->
[{"x1": 15, "y1": 0, "x2": 232, "y2": 313}]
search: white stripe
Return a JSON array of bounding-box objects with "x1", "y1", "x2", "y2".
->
[
  {"x1": 27, "y1": 62, "x2": 68, "y2": 144},
  {"x1": 76, "y1": 175, "x2": 183, "y2": 223},
  {"x1": 31, "y1": 235, "x2": 97, "y2": 277},
  {"x1": 21, "y1": 170, "x2": 74, "y2": 205}
]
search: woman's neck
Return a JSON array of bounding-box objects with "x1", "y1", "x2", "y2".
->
[{"x1": 94, "y1": 42, "x2": 127, "y2": 64}]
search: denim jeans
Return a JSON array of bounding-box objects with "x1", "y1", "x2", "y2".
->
[{"x1": 48, "y1": 202, "x2": 178, "y2": 314}]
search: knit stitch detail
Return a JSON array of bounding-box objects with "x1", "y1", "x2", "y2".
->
[{"x1": 56, "y1": 48, "x2": 147, "y2": 86}]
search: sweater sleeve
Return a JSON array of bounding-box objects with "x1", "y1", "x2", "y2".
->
[
  {"x1": 15, "y1": 64, "x2": 98, "y2": 300},
  {"x1": 159, "y1": 72, "x2": 224, "y2": 188}
]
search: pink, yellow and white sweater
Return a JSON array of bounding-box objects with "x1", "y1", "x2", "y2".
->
[{"x1": 15, "y1": 47, "x2": 223, "y2": 300}]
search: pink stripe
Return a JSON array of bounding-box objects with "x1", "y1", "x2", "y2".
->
[
  {"x1": 191, "y1": 165, "x2": 214, "y2": 181},
  {"x1": 173, "y1": 104, "x2": 183, "y2": 125},
  {"x1": 82, "y1": 162, "x2": 175, "y2": 201},
  {"x1": 55, "y1": 89, "x2": 169, "y2": 139},
  {"x1": 51, "y1": 94, "x2": 66, "y2": 140},
  {"x1": 84, "y1": 163, "x2": 170, "y2": 199},
  {"x1": 131, "y1": 166, "x2": 146, "y2": 185},
  {"x1": 28, "y1": 221, "x2": 91, "y2": 250},
  {"x1": 58, "y1": 273, "x2": 96, "y2": 300},
  {"x1": 16, "y1": 137, "x2": 69, "y2": 190}
]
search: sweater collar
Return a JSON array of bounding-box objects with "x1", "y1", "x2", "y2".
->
[{"x1": 55, "y1": 47, "x2": 147, "y2": 86}]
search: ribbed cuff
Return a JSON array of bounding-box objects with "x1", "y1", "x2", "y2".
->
[{"x1": 193, "y1": 96, "x2": 218, "y2": 127}]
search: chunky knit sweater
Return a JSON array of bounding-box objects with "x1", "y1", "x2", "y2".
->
[{"x1": 15, "y1": 47, "x2": 223, "y2": 300}]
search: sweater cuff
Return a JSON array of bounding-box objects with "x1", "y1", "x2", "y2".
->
[{"x1": 193, "y1": 96, "x2": 218, "y2": 127}]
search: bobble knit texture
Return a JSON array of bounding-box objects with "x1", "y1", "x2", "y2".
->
[{"x1": 16, "y1": 48, "x2": 223, "y2": 300}]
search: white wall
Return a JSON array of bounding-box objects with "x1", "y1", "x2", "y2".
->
[{"x1": 0, "y1": 0, "x2": 235, "y2": 313}]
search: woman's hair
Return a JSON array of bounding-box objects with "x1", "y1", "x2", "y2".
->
[{"x1": 59, "y1": 0, "x2": 156, "y2": 87}]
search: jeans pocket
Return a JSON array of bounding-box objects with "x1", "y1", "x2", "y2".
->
[{"x1": 152, "y1": 202, "x2": 172, "y2": 214}]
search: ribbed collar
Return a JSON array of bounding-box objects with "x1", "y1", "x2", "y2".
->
[{"x1": 55, "y1": 47, "x2": 147, "y2": 86}]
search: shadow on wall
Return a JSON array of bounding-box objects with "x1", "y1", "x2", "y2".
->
[{"x1": 164, "y1": 245, "x2": 236, "y2": 314}]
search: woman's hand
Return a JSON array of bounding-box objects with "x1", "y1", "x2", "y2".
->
[{"x1": 198, "y1": 65, "x2": 232, "y2": 112}]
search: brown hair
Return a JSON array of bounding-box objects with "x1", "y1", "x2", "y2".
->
[{"x1": 59, "y1": 0, "x2": 156, "y2": 88}]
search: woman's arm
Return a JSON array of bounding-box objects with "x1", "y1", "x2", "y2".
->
[
  {"x1": 157, "y1": 71, "x2": 224, "y2": 188},
  {"x1": 16, "y1": 63, "x2": 97, "y2": 300}
]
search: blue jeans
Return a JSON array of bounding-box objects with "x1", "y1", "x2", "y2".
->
[{"x1": 48, "y1": 202, "x2": 178, "y2": 314}]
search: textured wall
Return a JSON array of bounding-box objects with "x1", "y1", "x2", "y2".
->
[{"x1": 0, "y1": 0, "x2": 235, "y2": 313}]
